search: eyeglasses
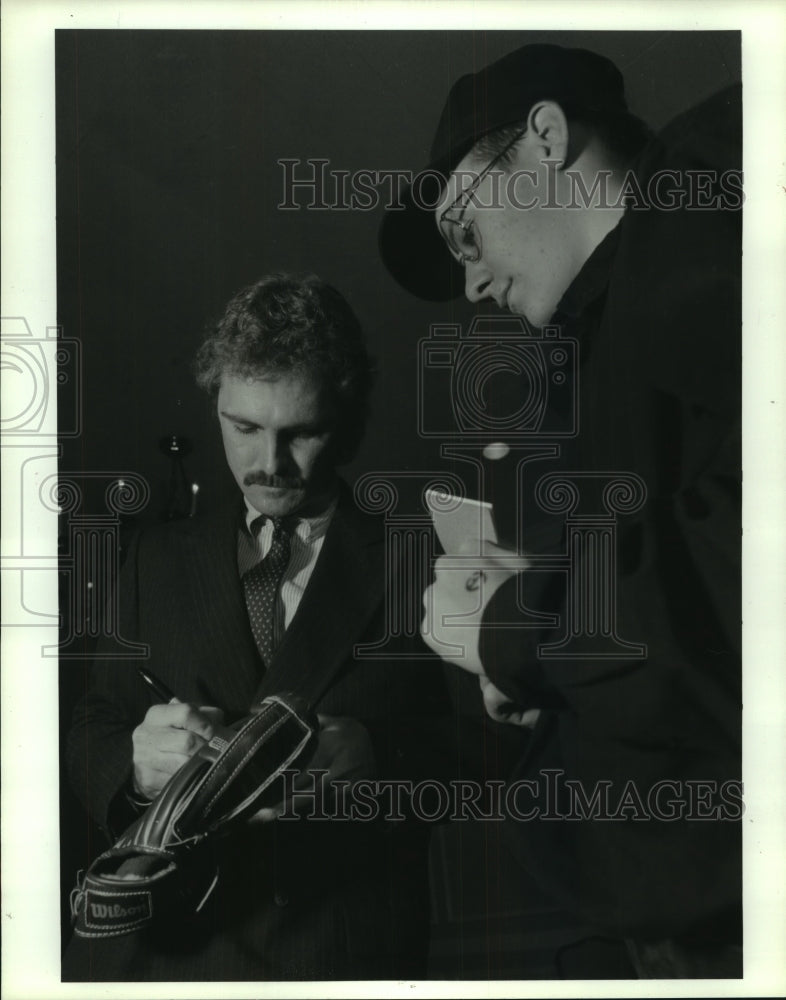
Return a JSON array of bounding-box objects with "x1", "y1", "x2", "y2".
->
[{"x1": 439, "y1": 127, "x2": 528, "y2": 266}]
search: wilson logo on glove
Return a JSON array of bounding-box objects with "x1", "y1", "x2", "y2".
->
[
  {"x1": 84, "y1": 892, "x2": 152, "y2": 931},
  {"x1": 70, "y1": 692, "x2": 317, "y2": 939}
]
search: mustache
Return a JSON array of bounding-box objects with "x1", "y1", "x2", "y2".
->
[{"x1": 243, "y1": 471, "x2": 304, "y2": 490}]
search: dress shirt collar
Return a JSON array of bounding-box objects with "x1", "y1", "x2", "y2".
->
[{"x1": 243, "y1": 491, "x2": 338, "y2": 545}]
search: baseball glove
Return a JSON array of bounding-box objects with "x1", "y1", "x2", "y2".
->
[{"x1": 70, "y1": 691, "x2": 317, "y2": 940}]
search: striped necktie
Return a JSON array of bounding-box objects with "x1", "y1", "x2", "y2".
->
[{"x1": 242, "y1": 516, "x2": 293, "y2": 666}]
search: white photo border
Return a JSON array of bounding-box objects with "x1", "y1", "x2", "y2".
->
[{"x1": 2, "y1": 2, "x2": 785, "y2": 998}]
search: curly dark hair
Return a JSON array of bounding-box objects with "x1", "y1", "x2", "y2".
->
[{"x1": 195, "y1": 272, "x2": 375, "y2": 456}]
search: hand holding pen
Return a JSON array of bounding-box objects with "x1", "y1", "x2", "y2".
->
[
  {"x1": 131, "y1": 667, "x2": 225, "y2": 800},
  {"x1": 136, "y1": 666, "x2": 179, "y2": 704}
]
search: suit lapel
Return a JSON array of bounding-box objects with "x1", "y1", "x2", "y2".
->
[
  {"x1": 178, "y1": 501, "x2": 264, "y2": 713},
  {"x1": 255, "y1": 491, "x2": 385, "y2": 710}
]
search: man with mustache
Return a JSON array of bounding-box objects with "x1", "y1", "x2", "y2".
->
[
  {"x1": 380, "y1": 44, "x2": 742, "y2": 977},
  {"x1": 65, "y1": 272, "x2": 449, "y2": 981}
]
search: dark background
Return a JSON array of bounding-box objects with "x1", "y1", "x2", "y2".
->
[
  {"x1": 56, "y1": 29, "x2": 741, "y2": 516},
  {"x1": 56, "y1": 28, "x2": 741, "y2": 978}
]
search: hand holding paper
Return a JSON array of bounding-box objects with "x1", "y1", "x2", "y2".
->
[{"x1": 421, "y1": 532, "x2": 529, "y2": 675}]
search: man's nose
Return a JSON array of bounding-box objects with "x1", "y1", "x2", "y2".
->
[
  {"x1": 257, "y1": 431, "x2": 289, "y2": 476},
  {"x1": 464, "y1": 260, "x2": 494, "y2": 304}
]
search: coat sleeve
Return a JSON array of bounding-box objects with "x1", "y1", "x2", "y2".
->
[{"x1": 66, "y1": 529, "x2": 152, "y2": 838}]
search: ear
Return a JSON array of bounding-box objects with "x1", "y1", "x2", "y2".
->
[{"x1": 525, "y1": 101, "x2": 570, "y2": 168}]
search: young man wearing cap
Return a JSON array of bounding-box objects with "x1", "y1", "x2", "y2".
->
[{"x1": 380, "y1": 44, "x2": 742, "y2": 977}]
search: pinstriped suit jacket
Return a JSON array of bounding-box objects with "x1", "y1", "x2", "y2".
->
[{"x1": 64, "y1": 485, "x2": 449, "y2": 981}]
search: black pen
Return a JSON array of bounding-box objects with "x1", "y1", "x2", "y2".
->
[{"x1": 136, "y1": 666, "x2": 178, "y2": 704}]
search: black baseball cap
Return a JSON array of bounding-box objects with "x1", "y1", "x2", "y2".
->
[{"x1": 378, "y1": 43, "x2": 629, "y2": 301}]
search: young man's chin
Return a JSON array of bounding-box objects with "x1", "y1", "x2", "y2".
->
[{"x1": 245, "y1": 484, "x2": 307, "y2": 518}]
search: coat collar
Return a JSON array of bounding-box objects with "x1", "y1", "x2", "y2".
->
[
  {"x1": 552, "y1": 219, "x2": 623, "y2": 323},
  {"x1": 177, "y1": 483, "x2": 385, "y2": 713},
  {"x1": 174, "y1": 498, "x2": 263, "y2": 714}
]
